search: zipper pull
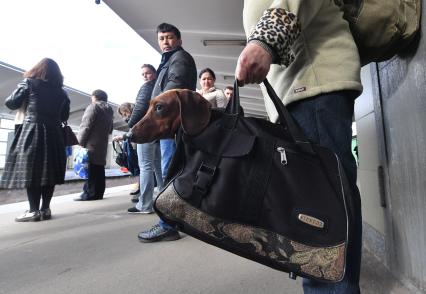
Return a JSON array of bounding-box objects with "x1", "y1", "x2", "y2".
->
[{"x1": 276, "y1": 147, "x2": 288, "y2": 165}]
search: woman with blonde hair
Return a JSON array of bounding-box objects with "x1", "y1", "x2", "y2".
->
[
  {"x1": 117, "y1": 102, "x2": 135, "y2": 123},
  {"x1": 117, "y1": 102, "x2": 140, "y2": 199},
  {"x1": 0, "y1": 58, "x2": 70, "y2": 222}
]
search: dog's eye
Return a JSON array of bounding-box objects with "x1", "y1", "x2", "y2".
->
[{"x1": 155, "y1": 104, "x2": 163, "y2": 112}]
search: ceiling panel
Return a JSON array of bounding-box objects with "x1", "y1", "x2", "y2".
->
[
  {"x1": 0, "y1": 62, "x2": 127, "y2": 131},
  {"x1": 103, "y1": 0, "x2": 267, "y2": 118}
]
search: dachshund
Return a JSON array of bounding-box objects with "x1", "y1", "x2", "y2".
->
[{"x1": 130, "y1": 89, "x2": 212, "y2": 144}]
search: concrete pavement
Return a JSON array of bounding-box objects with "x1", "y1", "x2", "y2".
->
[
  {"x1": 0, "y1": 186, "x2": 303, "y2": 294},
  {"x1": 0, "y1": 185, "x2": 416, "y2": 294}
]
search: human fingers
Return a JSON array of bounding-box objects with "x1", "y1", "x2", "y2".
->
[
  {"x1": 236, "y1": 42, "x2": 272, "y2": 86},
  {"x1": 235, "y1": 54, "x2": 248, "y2": 87}
]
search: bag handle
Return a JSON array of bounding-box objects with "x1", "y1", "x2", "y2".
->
[
  {"x1": 123, "y1": 138, "x2": 135, "y2": 152},
  {"x1": 262, "y1": 80, "x2": 311, "y2": 145},
  {"x1": 226, "y1": 79, "x2": 313, "y2": 153},
  {"x1": 225, "y1": 80, "x2": 241, "y2": 115},
  {"x1": 112, "y1": 140, "x2": 123, "y2": 154}
]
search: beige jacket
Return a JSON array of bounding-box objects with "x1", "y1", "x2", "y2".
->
[
  {"x1": 197, "y1": 87, "x2": 226, "y2": 108},
  {"x1": 243, "y1": 0, "x2": 363, "y2": 122}
]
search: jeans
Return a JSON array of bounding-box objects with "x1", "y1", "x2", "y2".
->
[
  {"x1": 136, "y1": 142, "x2": 164, "y2": 212},
  {"x1": 159, "y1": 139, "x2": 176, "y2": 230},
  {"x1": 287, "y1": 91, "x2": 362, "y2": 294},
  {"x1": 160, "y1": 139, "x2": 176, "y2": 182}
]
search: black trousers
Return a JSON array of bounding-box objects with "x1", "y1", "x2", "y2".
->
[
  {"x1": 81, "y1": 163, "x2": 105, "y2": 200},
  {"x1": 27, "y1": 185, "x2": 55, "y2": 211}
]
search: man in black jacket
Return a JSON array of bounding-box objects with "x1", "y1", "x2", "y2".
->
[{"x1": 138, "y1": 22, "x2": 197, "y2": 242}]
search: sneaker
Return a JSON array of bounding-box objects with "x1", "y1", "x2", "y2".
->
[
  {"x1": 74, "y1": 197, "x2": 102, "y2": 201},
  {"x1": 40, "y1": 208, "x2": 51, "y2": 220},
  {"x1": 15, "y1": 210, "x2": 41, "y2": 222},
  {"x1": 139, "y1": 209, "x2": 154, "y2": 214},
  {"x1": 131, "y1": 195, "x2": 139, "y2": 203},
  {"x1": 127, "y1": 207, "x2": 154, "y2": 214},
  {"x1": 128, "y1": 207, "x2": 142, "y2": 213},
  {"x1": 130, "y1": 189, "x2": 140, "y2": 195},
  {"x1": 138, "y1": 224, "x2": 180, "y2": 242}
]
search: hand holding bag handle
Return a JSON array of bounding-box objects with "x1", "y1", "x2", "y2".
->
[{"x1": 225, "y1": 79, "x2": 314, "y2": 153}]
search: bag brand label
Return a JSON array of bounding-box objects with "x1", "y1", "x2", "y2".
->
[
  {"x1": 294, "y1": 86, "x2": 306, "y2": 93},
  {"x1": 298, "y1": 214, "x2": 324, "y2": 229}
]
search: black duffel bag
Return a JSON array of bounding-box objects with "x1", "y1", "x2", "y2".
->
[{"x1": 154, "y1": 80, "x2": 354, "y2": 282}]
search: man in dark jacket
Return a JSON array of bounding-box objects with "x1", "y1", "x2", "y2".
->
[
  {"x1": 138, "y1": 22, "x2": 197, "y2": 242},
  {"x1": 76, "y1": 89, "x2": 113, "y2": 201}
]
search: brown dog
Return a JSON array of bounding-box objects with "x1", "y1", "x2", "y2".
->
[{"x1": 130, "y1": 89, "x2": 212, "y2": 144}]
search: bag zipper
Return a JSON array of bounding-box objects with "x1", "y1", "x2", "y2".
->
[{"x1": 276, "y1": 146, "x2": 288, "y2": 165}]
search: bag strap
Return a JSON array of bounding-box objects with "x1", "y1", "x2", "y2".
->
[
  {"x1": 226, "y1": 79, "x2": 314, "y2": 154},
  {"x1": 112, "y1": 140, "x2": 123, "y2": 154},
  {"x1": 225, "y1": 80, "x2": 241, "y2": 116},
  {"x1": 191, "y1": 82, "x2": 241, "y2": 200},
  {"x1": 124, "y1": 138, "x2": 137, "y2": 157},
  {"x1": 191, "y1": 126, "x2": 235, "y2": 206},
  {"x1": 262, "y1": 80, "x2": 306, "y2": 141}
]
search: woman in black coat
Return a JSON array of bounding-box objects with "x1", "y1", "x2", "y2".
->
[{"x1": 0, "y1": 58, "x2": 70, "y2": 222}]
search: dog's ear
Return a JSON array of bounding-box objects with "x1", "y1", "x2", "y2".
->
[{"x1": 175, "y1": 90, "x2": 211, "y2": 135}]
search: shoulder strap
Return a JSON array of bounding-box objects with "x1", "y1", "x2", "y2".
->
[{"x1": 112, "y1": 140, "x2": 124, "y2": 154}]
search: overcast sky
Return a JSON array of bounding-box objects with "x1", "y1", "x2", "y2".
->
[{"x1": 0, "y1": 0, "x2": 161, "y2": 105}]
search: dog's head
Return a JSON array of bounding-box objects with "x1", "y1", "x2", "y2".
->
[{"x1": 131, "y1": 89, "x2": 212, "y2": 144}]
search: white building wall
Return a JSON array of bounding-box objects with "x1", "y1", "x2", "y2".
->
[{"x1": 355, "y1": 66, "x2": 386, "y2": 235}]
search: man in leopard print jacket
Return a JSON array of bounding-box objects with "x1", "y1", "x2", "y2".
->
[{"x1": 236, "y1": 1, "x2": 363, "y2": 294}]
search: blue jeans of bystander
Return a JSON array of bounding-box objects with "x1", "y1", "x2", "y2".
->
[
  {"x1": 287, "y1": 91, "x2": 362, "y2": 294},
  {"x1": 159, "y1": 138, "x2": 176, "y2": 229},
  {"x1": 160, "y1": 139, "x2": 176, "y2": 182},
  {"x1": 136, "y1": 141, "x2": 163, "y2": 212}
]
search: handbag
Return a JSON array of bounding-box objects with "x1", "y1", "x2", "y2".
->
[
  {"x1": 113, "y1": 140, "x2": 127, "y2": 167},
  {"x1": 154, "y1": 80, "x2": 355, "y2": 282},
  {"x1": 74, "y1": 147, "x2": 89, "y2": 179},
  {"x1": 62, "y1": 122, "x2": 79, "y2": 146},
  {"x1": 112, "y1": 139, "x2": 140, "y2": 176}
]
